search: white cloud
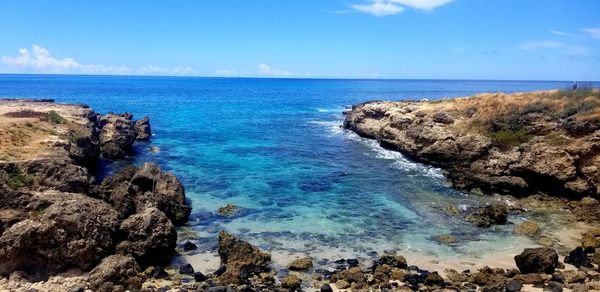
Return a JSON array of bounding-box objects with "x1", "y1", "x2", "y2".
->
[
  {"x1": 352, "y1": 0, "x2": 452, "y2": 16},
  {"x1": 0, "y1": 45, "x2": 194, "y2": 76},
  {"x1": 582, "y1": 27, "x2": 600, "y2": 39},
  {"x1": 518, "y1": 40, "x2": 564, "y2": 50},
  {"x1": 550, "y1": 30, "x2": 568, "y2": 36},
  {"x1": 215, "y1": 69, "x2": 238, "y2": 76},
  {"x1": 352, "y1": 1, "x2": 404, "y2": 16},
  {"x1": 257, "y1": 64, "x2": 294, "y2": 76}
]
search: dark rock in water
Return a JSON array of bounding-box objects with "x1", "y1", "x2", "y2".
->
[
  {"x1": 466, "y1": 204, "x2": 508, "y2": 228},
  {"x1": 505, "y1": 279, "x2": 523, "y2": 292},
  {"x1": 564, "y1": 246, "x2": 593, "y2": 268},
  {"x1": 378, "y1": 254, "x2": 408, "y2": 269},
  {"x1": 217, "y1": 204, "x2": 241, "y2": 216},
  {"x1": 88, "y1": 254, "x2": 144, "y2": 292},
  {"x1": 316, "y1": 269, "x2": 334, "y2": 280},
  {"x1": 116, "y1": 207, "x2": 177, "y2": 266},
  {"x1": 135, "y1": 116, "x2": 152, "y2": 141},
  {"x1": 346, "y1": 258, "x2": 359, "y2": 267},
  {"x1": 194, "y1": 271, "x2": 207, "y2": 282},
  {"x1": 180, "y1": 263, "x2": 195, "y2": 275},
  {"x1": 182, "y1": 241, "x2": 198, "y2": 252},
  {"x1": 216, "y1": 231, "x2": 271, "y2": 284},
  {"x1": 333, "y1": 258, "x2": 346, "y2": 264},
  {"x1": 320, "y1": 283, "x2": 333, "y2": 292},
  {"x1": 514, "y1": 247, "x2": 559, "y2": 274},
  {"x1": 99, "y1": 113, "x2": 136, "y2": 159}
]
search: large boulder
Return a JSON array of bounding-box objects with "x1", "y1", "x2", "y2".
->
[
  {"x1": 88, "y1": 254, "x2": 144, "y2": 292},
  {"x1": 116, "y1": 207, "x2": 177, "y2": 267},
  {"x1": 94, "y1": 163, "x2": 191, "y2": 225},
  {"x1": 0, "y1": 159, "x2": 92, "y2": 194},
  {"x1": 217, "y1": 231, "x2": 271, "y2": 284},
  {"x1": 134, "y1": 116, "x2": 152, "y2": 141},
  {"x1": 99, "y1": 113, "x2": 136, "y2": 159},
  {"x1": 514, "y1": 248, "x2": 559, "y2": 274},
  {"x1": 0, "y1": 193, "x2": 119, "y2": 277}
]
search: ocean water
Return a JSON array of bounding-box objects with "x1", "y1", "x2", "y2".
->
[{"x1": 1, "y1": 75, "x2": 595, "y2": 271}]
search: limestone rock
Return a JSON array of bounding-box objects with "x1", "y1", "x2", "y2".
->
[
  {"x1": 99, "y1": 113, "x2": 136, "y2": 159},
  {"x1": 513, "y1": 221, "x2": 540, "y2": 237},
  {"x1": 134, "y1": 116, "x2": 152, "y2": 141},
  {"x1": 217, "y1": 231, "x2": 271, "y2": 284},
  {"x1": 116, "y1": 207, "x2": 177, "y2": 267},
  {"x1": 281, "y1": 274, "x2": 301, "y2": 290},
  {"x1": 88, "y1": 254, "x2": 144, "y2": 292},
  {"x1": 288, "y1": 257, "x2": 313, "y2": 271}
]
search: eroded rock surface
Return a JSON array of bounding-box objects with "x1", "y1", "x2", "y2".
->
[{"x1": 217, "y1": 231, "x2": 271, "y2": 284}]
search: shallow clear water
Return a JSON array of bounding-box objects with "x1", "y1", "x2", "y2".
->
[{"x1": 1, "y1": 75, "x2": 596, "y2": 269}]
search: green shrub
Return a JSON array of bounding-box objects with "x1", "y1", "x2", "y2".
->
[
  {"x1": 561, "y1": 101, "x2": 596, "y2": 118},
  {"x1": 490, "y1": 130, "x2": 532, "y2": 147},
  {"x1": 5, "y1": 169, "x2": 32, "y2": 190},
  {"x1": 45, "y1": 110, "x2": 66, "y2": 124},
  {"x1": 545, "y1": 131, "x2": 568, "y2": 146}
]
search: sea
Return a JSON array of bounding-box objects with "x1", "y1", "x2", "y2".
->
[{"x1": 1, "y1": 75, "x2": 597, "y2": 271}]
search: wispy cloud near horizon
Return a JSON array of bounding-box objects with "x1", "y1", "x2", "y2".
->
[
  {"x1": 583, "y1": 27, "x2": 600, "y2": 39},
  {"x1": 0, "y1": 45, "x2": 195, "y2": 76},
  {"x1": 351, "y1": 0, "x2": 453, "y2": 16}
]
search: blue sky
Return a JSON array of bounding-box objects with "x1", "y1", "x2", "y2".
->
[{"x1": 0, "y1": 0, "x2": 599, "y2": 80}]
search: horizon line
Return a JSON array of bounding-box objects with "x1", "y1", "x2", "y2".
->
[{"x1": 0, "y1": 73, "x2": 599, "y2": 83}]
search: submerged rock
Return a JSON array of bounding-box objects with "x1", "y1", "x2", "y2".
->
[
  {"x1": 288, "y1": 257, "x2": 313, "y2": 271},
  {"x1": 466, "y1": 204, "x2": 508, "y2": 227},
  {"x1": 217, "y1": 231, "x2": 271, "y2": 284},
  {"x1": 514, "y1": 220, "x2": 541, "y2": 237},
  {"x1": 514, "y1": 247, "x2": 559, "y2": 274},
  {"x1": 217, "y1": 203, "x2": 241, "y2": 216}
]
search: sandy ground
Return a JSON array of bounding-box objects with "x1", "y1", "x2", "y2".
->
[{"x1": 0, "y1": 99, "x2": 89, "y2": 161}]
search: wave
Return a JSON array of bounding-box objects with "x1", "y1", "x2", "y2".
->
[
  {"x1": 316, "y1": 107, "x2": 345, "y2": 113},
  {"x1": 308, "y1": 120, "x2": 344, "y2": 135},
  {"x1": 344, "y1": 131, "x2": 445, "y2": 179}
]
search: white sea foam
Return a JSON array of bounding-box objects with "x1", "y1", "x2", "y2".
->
[
  {"x1": 316, "y1": 106, "x2": 345, "y2": 113},
  {"x1": 308, "y1": 120, "x2": 344, "y2": 135},
  {"x1": 344, "y1": 130, "x2": 445, "y2": 179}
]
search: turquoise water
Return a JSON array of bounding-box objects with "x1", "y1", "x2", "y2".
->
[{"x1": 1, "y1": 75, "x2": 596, "y2": 268}]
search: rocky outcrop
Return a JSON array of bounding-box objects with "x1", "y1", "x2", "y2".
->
[
  {"x1": 115, "y1": 207, "x2": 177, "y2": 266},
  {"x1": 217, "y1": 231, "x2": 271, "y2": 284},
  {"x1": 465, "y1": 204, "x2": 508, "y2": 227},
  {"x1": 98, "y1": 113, "x2": 137, "y2": 159},
  {"x1": 343, "y1": 91, "x2": 600, "y2": 199},
  {"x1": 0, "y1": 193, "x2": 119, "y2": 278},
  {"x1": 135, "y1": 116, "x2": 152, "y2": 141},
  {"x1": 94, "y1": 163, "x2": 191, "y2": 225}
]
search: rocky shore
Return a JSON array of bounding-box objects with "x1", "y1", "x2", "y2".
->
[
  {"x1": 2, "y1": 93, "x2": 600, "y2": 292},
  {"x1": 0, "y1": 99, "x2": 189, "y2": 291},
  {"x1": 343, "y1": 90, "x2": 600, "y2": 200}
]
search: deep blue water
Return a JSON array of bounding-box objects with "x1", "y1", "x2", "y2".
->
[{"x1": 1, "y1": 75, "x2": 596, "y2": 269}]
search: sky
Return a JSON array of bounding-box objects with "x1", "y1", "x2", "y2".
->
[{"x1": 0, "y1": 0, "x2": 599, "y2": 80}]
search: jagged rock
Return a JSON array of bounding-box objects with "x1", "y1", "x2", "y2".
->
[
  {"x1": 281, "y1": 274, "x2": 301, "y2": 290},
  {"x1": 581, "y1": 232, "x2": 600, "y2": 251},
  {"x1": 466, "y1": 204, "x2": 508, "y2": 228},
  {"x1": 194, "y1": 271, "x2": 207, "y2": 282},
  {"x1": 66, "y1": 124, "x2": 101, "y2": 165},
  {"x1": 217, "y1": 231, "x2": 271, "y2": 284},
  {"x1": 288, "y1": 257, "x2": 313, "y2": 271},
  {"x1": 514, "y1": 248, "x2": 559, "y2": 274},
  {"x1": 0, "y1": 193, "x2": 119, "y2": 277},
  {"x1": 99, "y1": 113, "x2": 136, "y2": 159},
  {"x1": 94, "y1": 163, "x2": 191, "y2": 225},
  {"x1": 179, "y1": 263, "x2": 194, "y2": 276},
  {"x1": 88, "y1": 254, "x2": 144, "y2": 292},
  {"x1": 116, "y1": 207, "x2": 177, "y2": 266},
  {"x1": 0, "y1": 159, "x2": 92, "y2": 194},
  {"x1": 134, "y1": 116, "x2": 151, "y2": 141},
  {"x1": 514, "y1": 221, "x2": 540, "y2": 237},
  {"x1": 432, "y1": 112, "x2": 455, "y2": 124},
  {"x1": 564, "y1": 247, "x2": 593, "y2": 268},
  {"x1": 335, "y1": 279, "x2": 350, "y2": 289},
  {"x1": 331, "y1": 267, "x2": 367, "y2": 288}
]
